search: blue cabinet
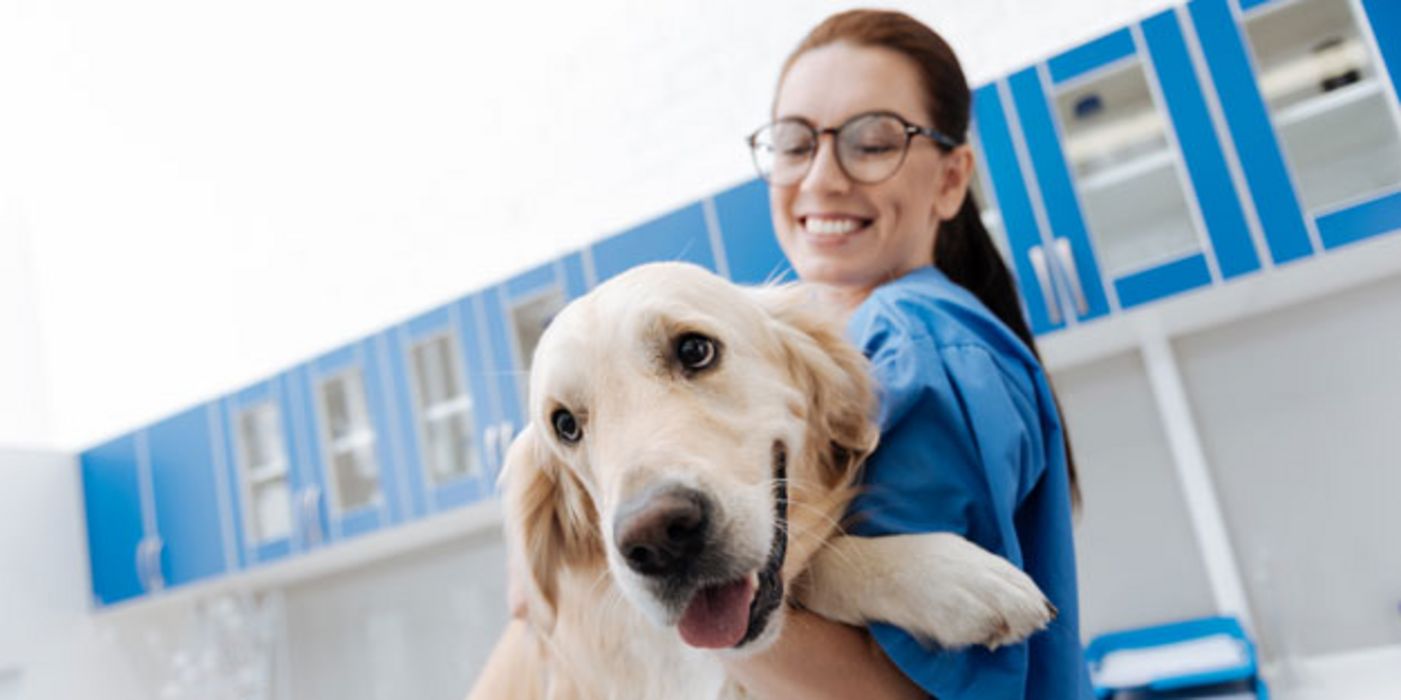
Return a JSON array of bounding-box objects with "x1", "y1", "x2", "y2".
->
[
  {"x1": 147, "y1": 404, "x2": 234, "y2": 587},
  {"x1": 384, "y1": 299, "x2": 501, "y2": 516},
  {"x1": 1190, "y1": 0, "x2": 1401, "y2": 254},
  {"x1": 478, "y1": 253, "x2": 592, "y2": 444},
  {"x1": 972, "y1": 82, "x2": 1070, "y2": 335},
  {"x1": 80, "y1": 433, "x2": 147, "y2": 606},
  {"x1": 80, "y1": 403, "x2": 235, "y2": 607},
  {"x1": 218, "y1": 374, "x2": 313, "y2": 567},
  {"x1": 710, "y1": 178, "x2": 795, "y2": 285},
  {"x1": 1007, "y1": 11, "x2": 1264, "y2": 316},
  {"x1": 289, "y1": 338, "x2": 408, "y2": 542}
]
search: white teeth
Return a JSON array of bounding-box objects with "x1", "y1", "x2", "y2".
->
[{"x1": 804, "y1": 218, "x2": 863, "y2": 236}]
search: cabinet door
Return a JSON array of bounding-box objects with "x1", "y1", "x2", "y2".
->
[
  {"x1": 973, "y1": 82, "x2": 1070, "y2": 335},
  {"x1": 220, "y1": 376, "x2": 301, "y2": 566},
  {"x1": 387, "y1": 302, "x2": 496, "y2": 514},
  {"x1": 590, "y1": 203, "x2": 720, "y2": 284},
  {"x1": 1007, "y1": 63, "x2": 1113, "y2": 321},
  {"x1": 1020, "y1": 17, "x2": 1262, "y2": 314},
  {"x1": 711, "y1": 178, "x2": 795, "y2": 286},
  {"x1": 477, "y1": 254, "x2": 592, "y2": 451},
  {"x1": 146, "y1": 403, "x2": 234, "y2": 587},
  {"x1": 294, "y1": 339, "x2": 406, "y2": 542},
  {"x1": 1217, "y1": 0, "x2": 1401, "y2": 251},
  {"x1": 1188, "y1": 0, "x2": 1315, "y2": 264},
  {"x1": 80, "y1": 433, "x2": 147, "y2": 606}
]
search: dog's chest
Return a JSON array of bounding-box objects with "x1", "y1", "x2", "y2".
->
[{"x1": 550, "y1": 582, "x2": 734, "y2": 699}]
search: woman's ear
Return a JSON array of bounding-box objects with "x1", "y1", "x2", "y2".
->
[
  {"x1": 500, "y1": 424, "x2": 601, "y2": 631},
  {"x1": 749, "y1": 284, "x2": 880, "y2": 486},
  {"x1": 935, "y1": 144, "x2": 975, "y2": 220}
]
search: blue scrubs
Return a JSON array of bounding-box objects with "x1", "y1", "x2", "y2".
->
[{"x1": 844, "y1": 266, "x2": 1093, "y2": 699}]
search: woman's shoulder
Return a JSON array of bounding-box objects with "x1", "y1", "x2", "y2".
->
[{"x1": 847, "y1": 267, "x2": 1034, "y2": 369}]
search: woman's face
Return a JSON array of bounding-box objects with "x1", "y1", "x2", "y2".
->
[{"x1": 770, "y1": 42, "x2": 971, "y2": 299}]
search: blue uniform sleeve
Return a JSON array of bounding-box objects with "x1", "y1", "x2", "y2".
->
[{"x1": 847, "y1": 334, "x2": 1049, "y2": 698}]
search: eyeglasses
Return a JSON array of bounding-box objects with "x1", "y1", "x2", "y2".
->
[{"x1": 747, "y1": 111, "x2": 963, "y2": 187}]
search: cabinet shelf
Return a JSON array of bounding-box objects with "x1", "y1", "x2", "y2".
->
[
  {"x1": 1078, "y1": 148, "x2": 1177, "y2": 195},
  {"x1": 1273, "y1": 78, "x2": 1385, "y2": 131}
]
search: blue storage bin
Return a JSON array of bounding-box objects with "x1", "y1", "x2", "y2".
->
[{"x1": 1086, "y1": 616, "x2": 1269, "y2": 699}]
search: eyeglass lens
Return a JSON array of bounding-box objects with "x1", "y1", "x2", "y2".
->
[{"x1": 752, "y1": 113, "x2": 912, "y2": 186}]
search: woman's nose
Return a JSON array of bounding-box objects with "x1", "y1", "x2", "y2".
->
[{"x1": 800, "y1": 137, "x2": 851, "y2": 194}]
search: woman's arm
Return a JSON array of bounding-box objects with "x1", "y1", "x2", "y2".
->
[{"x1": 720, "y1": 608, "x2": 927, "y2": 700}]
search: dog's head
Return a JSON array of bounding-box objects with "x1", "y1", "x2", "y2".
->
[{"x1": 502, "y1": 262, "x2": 877, "y2": 652}]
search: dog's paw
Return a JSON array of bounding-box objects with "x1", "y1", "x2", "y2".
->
[
  {"x1": 801, "y1": 533, "x2": 1056, "y2": 651},
  {"x1": 909, "y1": 550, "x2": 1057, "y2": 650}
]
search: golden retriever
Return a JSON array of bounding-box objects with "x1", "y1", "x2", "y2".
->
[{"x1": 469, "y1": 262, "x2": 1054, "y2": 699}]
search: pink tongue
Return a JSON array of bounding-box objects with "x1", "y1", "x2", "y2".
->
[{"x1": 677, "y1": 578, "x2": 756, "y2": 649}]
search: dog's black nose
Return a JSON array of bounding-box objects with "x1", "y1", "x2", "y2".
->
[{"x1": 614, "y1": 486, "x2": 711, "y2": 579}]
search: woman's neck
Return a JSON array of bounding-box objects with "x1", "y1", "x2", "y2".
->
[{"x1": 813, "y1": 284, "x2": 872, "y2": 322}]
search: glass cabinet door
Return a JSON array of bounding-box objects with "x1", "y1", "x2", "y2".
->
[
  {"x1": 408, "y1": 331, "x2": 480, "y2": 483},
  {"x1": 1240, "y1": 0, "x2": 1401, "y2": 214},
  {"x1": 507, "y1": 287, "x2": 566, "y2": 380},
  {"x1": 315, "y1": 368, "x2": 383, "y2": 514},
  {"x1": 1053, "y1": 58, "x2": 1204, "y2": 280},
  {"x1": 233, "y1": 400, "x2": 294, "y2": 545}
]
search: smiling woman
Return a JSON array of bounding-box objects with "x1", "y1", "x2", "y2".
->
[{"x1": 721, "y1": 9, "x2": 1092, "y2": 700}]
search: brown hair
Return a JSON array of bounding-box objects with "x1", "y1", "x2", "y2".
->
[{"x1": 779, "y1": 9, "x2": 1081, "y2": 507}]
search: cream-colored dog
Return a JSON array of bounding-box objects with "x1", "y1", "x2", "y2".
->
[{"x1": 469, "y1": 262, "x2": 1054, "y2": 699}]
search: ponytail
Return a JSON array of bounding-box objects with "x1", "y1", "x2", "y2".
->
[
  {"x1": 936, "y1": 189, "x2": 1082, "y2": 509},
  {"x1": 935, "y1": 192, "x2": 1037, "y2": 356}
]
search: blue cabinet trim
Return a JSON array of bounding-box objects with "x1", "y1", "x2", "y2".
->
[
  {"x1": 1114, "y1": 253, "x2": 1213, "y2": 309},
  {"x1": 972, "y1": 83, "x2": 1065, "y2": 334},
  {"x1": 148, "y1": 404, "x2": 230, "y2": 587},
  {"x1": 1008, "y1": 66, "x2": 1111, "y2": 319},
  {"x1": 504, "y1": 262, "x2": 560, "y2": 300},
  {"x1": 1142, "y1": 9, "x2": 1260, "y2": 280},
  {"x1": 561, "y1": 252, "x2": 590, "y2": 299},
  {"x1": 1048, "y1": 28, "x2": 1137, "y2": 84},
  {"x1": 1362, "y1": 0, "x2": 1401, "y2": 104},
  {"x1": 1189, "y1": 0, "x2": 1314, "y2": 265},
  {"x1": 81, "y1": 434, "x2": 146, "y2": 606},
  {"x1": 1238, "y1": 0, "x2": 1275, "y2": 11},
  {"x1": 1317, "y1": 189, "x2": 1401, "y2": 250},
  {"x1": 713, "y1": 179, "x2": 794, "y2": 286}
]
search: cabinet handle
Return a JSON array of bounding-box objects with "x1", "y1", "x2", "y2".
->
[
  {"x1": 136, "y1": 537, "x2": 165, "y2": 593},
  {"x1": 1028, "y1": 245, "x2": 1063, "y2": 326},
  {"x1": 483, "y1": 424, "x2": 500, "y2": 474},
  {"x1": 1053, "y1": 237, "x2": 1090, "y2": 317},
  {"x1": 497, "y1": 421, "x2": 515, "y2": 469},
  {"x1": 134, "y1": 539, "x2": 150, "y2": 592},
  {"x1": 146, "y1": 537, "x2": 165, "y2": 591},
  {"x1": 300, "y1": 486, "x2": 323, "y2": 548}
]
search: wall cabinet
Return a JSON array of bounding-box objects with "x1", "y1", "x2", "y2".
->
[
  {"x1": 81, "y1": 403, "x2": 234, "y2": 606},
  {"x1": 78, "y1": 0, "x2": 1401, "y2": 610}
]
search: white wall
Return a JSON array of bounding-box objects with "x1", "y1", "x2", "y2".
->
[
  {"x1": 0, "y1": 449, "x2": 146, "y2": 699},
  {"x1": 0, "y1": 0, "x2": 1178, "y2": 450},
  {"x1": 0, "y1": 190, "x2": 51, "y2": 447}
]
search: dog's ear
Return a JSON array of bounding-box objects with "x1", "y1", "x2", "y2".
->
[
  {"x1": 501, "y1": 423, "x2": 602, "y2": 630},
  {"x1": 750, "y1": 284, "x2": 880, "y2": 486}
]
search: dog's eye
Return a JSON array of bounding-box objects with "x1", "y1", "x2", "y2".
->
[
  {"x1": 551, "y1": 408, "x2": 582, "y2": 444},
  {"x1": 675, "y1": 333, "x2": 718, "y2": 372}
]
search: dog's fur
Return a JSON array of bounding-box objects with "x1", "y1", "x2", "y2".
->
[{"x1": 468, "y1": 263, "x2": 1054, "y2": 700}]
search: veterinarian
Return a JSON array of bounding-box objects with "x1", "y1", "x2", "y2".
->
[{"x1": 720, "y1": 10, "x2": 1093, "y2": 699}]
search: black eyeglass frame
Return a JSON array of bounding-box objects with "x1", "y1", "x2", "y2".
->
[{"x1": 746, "y1": 110, "x2": 965, "y2": 186}]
